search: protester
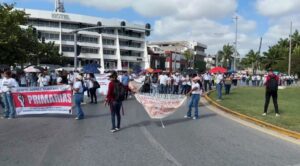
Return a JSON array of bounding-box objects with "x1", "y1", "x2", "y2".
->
[
  {"x1": 185, "y1": 76, "x2": 202, "y2": 120},
  {"x1": 0, "y1": 71, "x2": 19, "y2": 119},
  {"x1": 159, "y1": 72, "x2": 167, "y2": 94},
  {"x1": 150, "y1": 73, "x2": 159, "y2": 94},
  {"x1": 72, "y1": 75, "x2": 84, "y2": 120},
  {"x1": 172, "y1": 73, "x2": 180, "y2": 94},
  {"x1": 121, "y1": 72, "x2": 130, "y2": 99},
  {"x1": 263, "y1": 69, "x2": 280, "y2": 117},
  {"x1": 106, "y1": 71, "x2": 125, "y2": 133},
  {"x1": 87, "y1": 73, "x2": 98, "y2": 104},
  {"x1": 19, "y1": 73, "x2": 27, "y2": 87},
  {"x1": 215, "y1": 72, "x2": 224, "y2": 101},
  {"x1": 224, "y1": 74, "x2": 232, "y2": 95}
]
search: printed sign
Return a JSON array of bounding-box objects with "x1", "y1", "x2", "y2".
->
[
  {"x1": 11, "y1": 85, "x2": 72, "y2": 115},
  {"x1": 135, "y1": 93, "x2": 187, "y2": 119},
  {"x1": 95, "y1": 73, "x2": 110, "y2": 96}
]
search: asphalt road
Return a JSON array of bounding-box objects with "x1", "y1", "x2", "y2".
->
[{"x1": 0, "y1": 97, "x2": 300, "y2": 166}]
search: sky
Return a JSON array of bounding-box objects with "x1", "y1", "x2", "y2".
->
[{"x1": 1, "y1": 0, "x2": 300, "y2": 56}]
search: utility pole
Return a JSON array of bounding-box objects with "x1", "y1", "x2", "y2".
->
[
  {"x1": 233, "y1": 15, "x2": 238, "y2": 71},
  {"x1": 288, "y1": 22, "x2": 292, "y2": 76}
]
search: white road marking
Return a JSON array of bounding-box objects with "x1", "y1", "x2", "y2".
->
[{"x1": 139, "y1": 126, "x2": 182, "y2": 166}]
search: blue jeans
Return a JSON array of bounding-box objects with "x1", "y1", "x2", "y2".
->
[
  {"x1": 74, "y1": 94, "x2": 84, "y2": 119},
  {"x1": 216, "y1": 83, "x2": 223, "y2": 100},
  {"x1": 110, "y1": 101, "x2": 122, "y2": 129},
  {"x1": 187, "y1": 94, "x2": 200, "y2": 118},
  {"x1": 159, "y1": 84, "x2": 167, "y2": 94},
  {"x1": 2, "y1": 92, "x2": 15, "y2": 118}
]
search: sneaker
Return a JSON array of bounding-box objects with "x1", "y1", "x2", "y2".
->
[
  {"x1": 75, "y1": 117, "x2": 83, "y2": 120},
  {"x1": 115, "y1": 128, "x2": 120, "y2": 131},
  {"x1": 1, "y1": 116, "x2": 7, "y2": 119},
  {"x1": 262, "y1": 113, "x2": 267, "y2": 116},
  {"x1": 184, "y1": 115, "x2": 192, "y2": 119},
  {"x1": 216, "y1": 99, "x2": 222, "y2": 102},
  {"x1": 193, "y1": 117, "x2": 199, "y2": 120},
  {"x1": 7, "y1": 117, "x2": 15, "y2": 120},
  {"x1": 110, "y1": 129, "x2": 117, "y2": 133},
  {"x1": 275, "y1": 113, "x2": 280, "y2": 117}
]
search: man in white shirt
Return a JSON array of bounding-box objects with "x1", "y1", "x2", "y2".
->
[
  {"x1": 1, "y1": 71, "x2": 19, "y2": 119},
  {"x1": 185, "y1": 76, "x2": 202, "y2": 120},
  {"x1": 72, "y1": 75, "x2": 84, "y2": 120},
  {"x1": 203, "y1": 72, "x2": 211, "y2": 92},
  {"x1": 172, "y1": 73, "x2": 180, "y2": 94},
  {"x1": 215, "y1": 72, "x2": 224, "y2": 101},
  {"x1": 159, "y1": 73, "x2": 168, "y2": 94}
]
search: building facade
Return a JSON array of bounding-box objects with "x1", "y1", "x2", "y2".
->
[{"x1": 23, "y1": 9, "x2": 150, "y2": 73}]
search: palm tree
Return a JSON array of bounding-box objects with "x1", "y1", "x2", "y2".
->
[
  {"x1": 262, "y1": 46, "x2": 286, "y2": 70},
  {"x1": 216, "y1": 44, "x2": 234, "y2": 69},
  {"x1": 243, "y1": 49, "x2": 261, "y2": 74}
]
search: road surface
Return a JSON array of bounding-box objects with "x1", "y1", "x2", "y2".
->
[{"x1": 0, "y1": 97, "x2": 299, "y2": 166}]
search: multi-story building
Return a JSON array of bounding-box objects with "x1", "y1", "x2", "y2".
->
[
  {"x1": 204, "y1": 55, "x2": 217, "y2": 69},
  {"x1": 148, "y1": 41, "x2": 207, "y2": 72},
  {"x1": 22, "y1": 7, "x2": 150, "y2": 73}
]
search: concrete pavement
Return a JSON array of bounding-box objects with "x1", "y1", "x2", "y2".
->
[{"x1": 0, "y1": 97, "x2": 300, "y2": 166}]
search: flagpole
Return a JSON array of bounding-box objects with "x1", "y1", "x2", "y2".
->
[{"x1": 288, "y1": 21, "x2": 292, "y2": 76}]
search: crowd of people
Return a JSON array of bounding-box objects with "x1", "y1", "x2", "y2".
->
[{"x1": 0, "y1": 67, "x2": 299, "y2": 132}]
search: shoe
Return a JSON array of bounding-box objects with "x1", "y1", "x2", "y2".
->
[
  {"x1": 216, "y1": 99, "x2": 222, "y2": 102},
  {"x1": 90, "y1": 101, "x2": 94, "y2": 104},
  {"x1": 7, "y1": 117, "x2": 15, "y2": 120},
  {"x1": 110, "y1": 129, "x2": 117, "y2": 133},
  {"x1": 262, "y1": 113, "x2": 267, "y2": 116},
  {"x1": 115, "y1": 128, "x2": 120, "y2": 131},
  {"x1": 184, "y1": 115, "x2": 192, "y2": 119},
  {"x1": 75, "y1": 117, "x2": 83, "y2": 120},
  {"x1": 1, "y1": 116, "x2": 7, "y2": 119},
  {"x1": 275, "y1": 113, "x2": 280, "y2": 117},
  {"x1": 193, "y1": 117, "x2": 199, "y2": 120}
]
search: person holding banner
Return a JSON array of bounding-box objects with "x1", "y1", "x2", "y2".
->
[
  {"x1": 72, "y1": 75, "x2": 85, "y2": 120},
  {"x1": 185, "y1": 76, "x2": 202, "y2": 120},
  {"x1": 1, "y1": 71, "x2": 19, "y2": 119}
]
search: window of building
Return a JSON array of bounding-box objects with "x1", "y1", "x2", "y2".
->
[
  {"x1": 103, "y1": 49, "x2": 115, "y2": 55},
  {"x1": 118, "y1": 30, "x2": 142, "y2": 38},
  {"x1": 102, "y1": 28, "x2": 115, "y2": 34},
  {"x1": 103, "y1": 39, "x2": 115, "y2": 45},
  {"x1": 27, "y1": 19, "x2": 59, "y2": 28},
  {"x1": 41, "y1": 32, "x2": 59, "y2": 40},
  {"x1": 119, "y1": 40, "x2": 142, "y2": 48},
  {"x1": 62, "y1": 45, "x2": 74, "y2": 52},
  {"x1": 120, "y1": 50, "x2": 141, "y2": 57},
  {"x1": 81, "y1": 47, "x2": 99, "y2": 54}
]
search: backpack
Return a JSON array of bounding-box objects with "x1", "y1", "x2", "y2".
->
[
  {"x1": 93, "y1": 81, "x2": 100, "y2": 89},
  {"x1": 113, "y1": 80, "x2": 126, "y2": 102},
  {"x1": 267, "y1": 76, "x2": 278, "y2": 91}
]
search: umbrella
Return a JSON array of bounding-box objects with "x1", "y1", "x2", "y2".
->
[
  {"x1": 209, "y1": 67, "x2": 227, "y2": 74},
  {"x1": 146, "y1": 68, "x2": 154, "y2": 73},
  {"x1": 83, "y1": 64, "x2": 100, "y2": 73},
  {"x1": 24, "y1": 66, "x2": 43, "y2": 73},
  {"x1": 153, "y1": 69, "x2": 162, "y2": 73}
]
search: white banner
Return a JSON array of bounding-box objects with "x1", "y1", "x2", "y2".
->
[
  {"x1": 135, "y1": 93, "x2": 187, "y2": 119},
  {"x1": 95, "y1": 73, "x2": 110, "y2": 96}
]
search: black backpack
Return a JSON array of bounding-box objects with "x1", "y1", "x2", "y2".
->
[
  {"x1": 267, "y1": 77, "x2": 278, "y2": 91},
  {"x1": 113, "y1": 80, "x2": 125, "y2": 102},
  {"x1": 93, "y1": 81, "x2": 100, "y2": 89}
]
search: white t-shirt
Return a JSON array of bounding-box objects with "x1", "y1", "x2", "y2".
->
[
  {"x1": 173, "y1": 76, "x2": 180, "y2": 85},
  {"x1": 191, "y1": 82, "x2": 201, "y2": 94},
  {"x1": 159, "y1": 75, "x2": 168, "y2": 85},
  {"x1": 216, "y1": 74, "x2": 223, "y2": 84},
  {"x1": 73, "y1": 81, "x2": 83, "y2": 93},
  {"x1": 203, "y1": 74, "x2": 211, "y2": 81},
  {"x1": 181, "y1": 77, "x2": 187, "y2": 85},
  {"x1": 1, "y1": 77, "x2": 19, "y2": 93},
  {"x1": 20, "y1": 76, "x2": 27, "y2": 85}
]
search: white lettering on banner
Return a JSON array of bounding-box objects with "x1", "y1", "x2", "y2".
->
[
  {"x1": 27, "y1": 94, "x2": 72, "y2": 105},
  {"x1": 135, "y1": 94, "x2": 187, "y2": 119},
  {"x1": 11, "y1": 85, "x2": 72, "y2": 115}
]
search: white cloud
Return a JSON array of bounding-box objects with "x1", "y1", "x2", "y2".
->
[
  {"x1": 256, "y1": 0, "x2": 300, "y2": 17},
  {"x1": 66, "y1": 0, "x2": 237, "y2": 19}
]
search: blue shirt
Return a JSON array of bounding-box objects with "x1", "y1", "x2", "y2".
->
[{"x1": 122, "y1": 75, "x2": 130, "y2": 86}]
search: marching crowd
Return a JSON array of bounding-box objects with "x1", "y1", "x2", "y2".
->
[{"x1": 0, "y1": 67, "x2": 299, "y2": 132}]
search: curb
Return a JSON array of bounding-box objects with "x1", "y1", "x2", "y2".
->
[{"x1": 204, "y1": 91, "x2": 300, "y2": 140}]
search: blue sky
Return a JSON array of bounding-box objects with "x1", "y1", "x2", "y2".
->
[{"x1": 1, "y1": 0, "x2": 300, "y2": 55}]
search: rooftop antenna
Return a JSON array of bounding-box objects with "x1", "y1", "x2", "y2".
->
[{"x1": 55, "y1": 0, "x2": 65, "y2": 13}]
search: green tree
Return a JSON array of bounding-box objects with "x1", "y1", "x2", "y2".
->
[
  {"x1": 216, "y1": 44, "x2": 234, "y2": 69},
  {"x1": 242, "y1": 49, "x2": 262, "y2": 74}
]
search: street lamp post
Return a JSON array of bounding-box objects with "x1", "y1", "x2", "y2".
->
[
  {"x1": 233, "y1": 16, "x2": 238, "y2": 71},
  {"x1": 288, "y1": 22, "x2": 293, "y2": 76}
]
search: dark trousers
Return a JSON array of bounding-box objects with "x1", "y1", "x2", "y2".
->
[
  {"x1": 173, "y1": 85, "x2": 179, "y2": 94},
  {"x1": 204, "y1": 80, "x2": 209, "y2": 92},
  {"x1": 110, "y1": 101, "x2": 122, "y2": 129},
  {"x1": 264, "y1": 90, "x2": 279, "y2": 114},
  {"x1": 225, "y1": 84, "x2": 231, "y2": 94},
  {"x1": 89, "y1": 88, "x2": 97, "y2": 103}
]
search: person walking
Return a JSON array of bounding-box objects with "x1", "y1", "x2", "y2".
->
[
  {"x1": 106, "y1": 71, "x2": 125, "y2": 133},
  {"x1": 1, "y1": 71, "x2": 19, "y2": 119},
  {"x1": 72, "y1": 75, "x2": 85, "y2": 120},
  {"x1": 185, "y1": 76, "x2": 202, "y2": 120},
  {"x1": 263, "y1": 70, "x2": 280, "y2": 116},
  {"x1": 88, "y1": 73, "x2": 98, "y2": 104},
  {"x1": 215, "y1": 72, "x2": 224, "y2": 101}
]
